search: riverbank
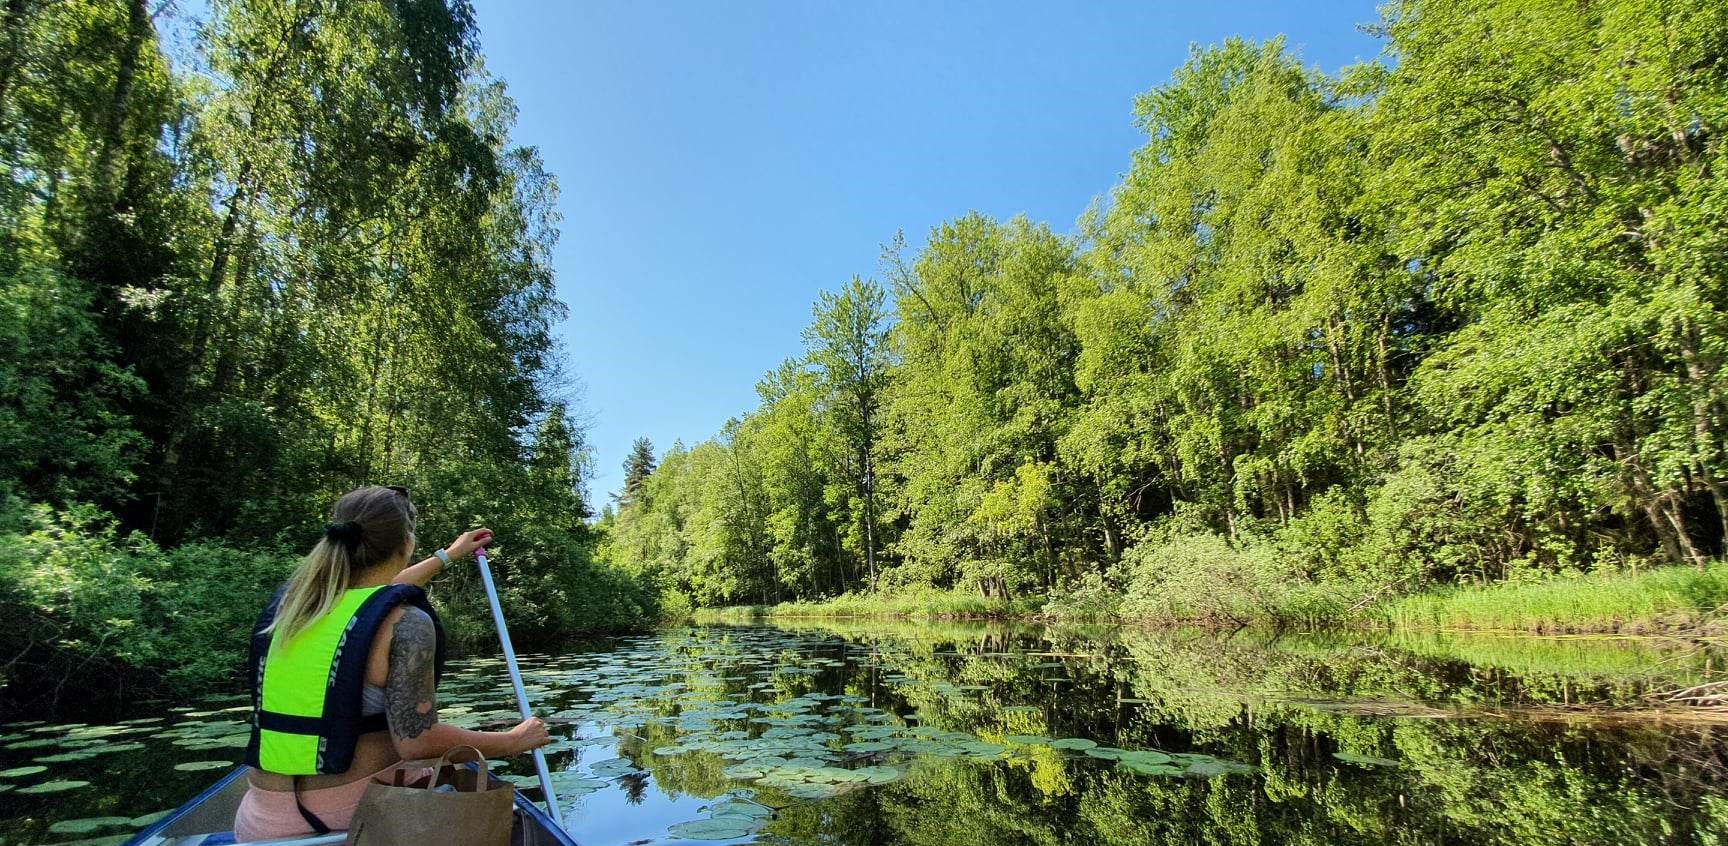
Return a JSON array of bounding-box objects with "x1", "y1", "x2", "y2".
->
[{"x1": 693, "y1": 564, "x2": 1728, "y2": 635}]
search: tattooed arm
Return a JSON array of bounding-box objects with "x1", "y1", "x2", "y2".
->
[{"x1": 384, "y1": 607, "x2": 550, "y2": 760}]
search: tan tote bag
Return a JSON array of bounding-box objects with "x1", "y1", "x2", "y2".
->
[{"x1": 345, "y1": 745, "x2": 515, "y2": 846}]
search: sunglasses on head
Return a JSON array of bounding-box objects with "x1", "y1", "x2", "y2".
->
[{"x1": 385, "y1": 485, "x2": 418, "y2": 524}]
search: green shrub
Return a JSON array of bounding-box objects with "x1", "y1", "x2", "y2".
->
[
  {"x1": 1042, "y1": 572, "x2": 1122, "y2": 622},
  {"x1": 0, "y1": 503, "x2": 295, "y2": 704},
  {"x1": 1117, "y1": 530, "x2": 1299, "y2": 626}
]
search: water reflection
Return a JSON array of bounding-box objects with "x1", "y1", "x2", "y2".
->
[
  {"x1": 500, "y1": 623, "x2": 1728, "y2": 846},
  {"x1": 1, "y1": 623, "x2": 1725, "y2": 845}
]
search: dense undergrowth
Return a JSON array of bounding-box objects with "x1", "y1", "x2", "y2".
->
[
  {"x1": 0, "y1": 502, "x2": 655, "y2": 714},
  {"x1": 695, "y1": 564, "x2": 1728, "y2": 636}
]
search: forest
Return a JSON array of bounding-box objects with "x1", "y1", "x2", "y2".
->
[
  {"x1": 604, "y1": 0, "x2": 1728, "y2": 627},
  {"x1": 0, "y1": 0, "x2": 652, "y2": 710},
  {"x1": 5, "y1": 0, "x2": 1728, "y2": 713}
]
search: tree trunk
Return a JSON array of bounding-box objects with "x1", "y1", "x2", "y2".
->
[
  {"x1": 0, "y1": 0, "x2": 33, "y2": 112},
  {"x1": 210, "y1": 218, "x2": 262, "y2": 394},
  {"x1": 90, "y1": 0, "x2": 150, "y2": 209},
  {"x1": 1679, "y1": 322, "x2": 1728, "y2": 552}
]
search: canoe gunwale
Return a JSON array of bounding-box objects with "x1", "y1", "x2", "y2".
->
[{"x1": 121, "y1": 766, "x2": 579, "y2": 846}]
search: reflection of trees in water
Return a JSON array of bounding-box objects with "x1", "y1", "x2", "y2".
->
[
  {"x1": 618, "y1": 772, "x2": 648, "y2": 805},
  {"x1": 737, "y1": 620, "x2": 1728, "y2": 845},
  {"x1": 806, "y1": 727, "x2": 1728, "y2": 846},
  {"x1": 561, "y1": 625, "x2": 1728, "y2": 845}
]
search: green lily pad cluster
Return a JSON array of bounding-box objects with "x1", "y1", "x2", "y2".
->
[
  {"x1": 1333, "y1": 751, "x2": 1399, "y2": 768},
  {"x1": 667, "y1": 795, "x2": 776, "y2": 839}
]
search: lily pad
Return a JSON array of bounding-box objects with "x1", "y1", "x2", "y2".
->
[
  {"x1": 18, "y1": 779, "x2": 91, "y2": 794},
  {"x1": 0, "y1": 765, "x2": 48, "y2": 778},
  {"x1": 48, "y1": 816, "x2": 133, "y2": 835},
  {"x1": 1184, "y1": 759, "x2": 1256, "y2": 778},
  {"x1": 37, "y1": 751, "x2": 100, "y2": 763},
  {"x1": 1050, "y1": 738, "x2": 1097, "y2": 751},
  {"x1": 707, "y1": 799, "x2": 772, "y2": 818},
  {"x1": 1119, "y1": 759, "x2": 1185, "y2": 776},
  {"x1": 129, "y1": 810, "x2": 173, "y2": 827},
  {"x1": 856, "y1": 765, "x2": 901, "y2": 784},
  {"x1": 667, "y1": 818, "x2": 759, "y2": 839},
  {"x1": 786, "y1": 783, "x2": 840, "y2": 799},
  {"x1": 174, "y1": 760, "x2": 234, "y2": 772},
  {"x1": 1333, "y1": 751, "x2": 1399, "y2": 768},
  {"x1": 843, "y1": 740, "x2": 895, "y2": 753}
]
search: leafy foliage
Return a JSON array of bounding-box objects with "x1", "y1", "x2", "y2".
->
[
  {"x1": 0, "y1": 0, "x2": 648, "y2": 704},
  {"x1": 609, "y1": 0, "x2": 1728, "y2": 624}
]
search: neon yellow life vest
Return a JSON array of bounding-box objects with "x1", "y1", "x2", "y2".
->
[{"x1": 244, "y1": 583, "x2": 445, "y2": 775}]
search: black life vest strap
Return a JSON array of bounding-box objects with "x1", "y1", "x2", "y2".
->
[
  {"x1": 292, "y1": 777, "x2": 332, "y2": 835},
  {"x1": 259, "y1": 710, "x2": 389, "y2": 736}
]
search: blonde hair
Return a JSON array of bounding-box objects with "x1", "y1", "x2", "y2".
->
[{"x1": 268, "y1": 486, "x2": 417, "y2": 641}]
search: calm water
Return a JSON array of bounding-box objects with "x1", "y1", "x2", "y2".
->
[{"x1": 3, "y1": 623, "x2": 1727, "y2": 845}]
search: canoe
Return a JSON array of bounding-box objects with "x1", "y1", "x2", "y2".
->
[{"x1": 122, "y1": 766, "x2": 578, "y2": 846}]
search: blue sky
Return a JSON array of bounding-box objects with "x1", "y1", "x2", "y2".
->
[{"x1": 467, "y1": 0, "x2": 1385, "y2": 506}]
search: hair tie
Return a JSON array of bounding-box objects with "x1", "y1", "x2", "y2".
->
[{"x1": 323, "y1": 521, "x2": 364, "y2": 551}]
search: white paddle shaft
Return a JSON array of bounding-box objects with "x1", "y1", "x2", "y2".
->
[{"x1": 473, "y1": 547, "x2": 562, "y2": 827}]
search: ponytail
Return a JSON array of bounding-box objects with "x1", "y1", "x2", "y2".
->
[
  {"x1": 265, "y1": 486, "x2": 417, "y2": 642},
  {"x1": 267, "y1": 536, "x2": 355, "y2": 641}
]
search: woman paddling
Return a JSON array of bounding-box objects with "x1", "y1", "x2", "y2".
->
[{"x1": 235, "y1": 485, "x2": 553, "y2": 840}]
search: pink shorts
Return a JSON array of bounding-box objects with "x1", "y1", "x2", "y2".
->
[{"x1": 234, "y1": 765, "x2": 431, "y2": 841}]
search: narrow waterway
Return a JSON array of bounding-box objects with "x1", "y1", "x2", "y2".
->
[{"x1": 3, "y1": 622, "x2": 1727, "y2": 845}]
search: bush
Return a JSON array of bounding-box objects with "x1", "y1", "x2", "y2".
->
[
  {"x1": 1042, "y1": 572, "x2": 1122, "y2": 622},
  {"x1": 0, "y1": 503, "x2": 294, "y2": 708}
]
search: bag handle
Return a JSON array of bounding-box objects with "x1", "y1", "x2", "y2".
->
[{"x1": 431, "y1": 744, "x2": 493, "y2": 792}]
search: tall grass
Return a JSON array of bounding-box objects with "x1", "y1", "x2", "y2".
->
[
  {"x1": 691, "y1": 566, "x2": 1728, "y2": 635},
  {"x1": 1380, "y1": 564, "x2": 1728, "y2": 634},
  {"x1": 693, "y1": 590, "x2": 1041, "y2": 623}
]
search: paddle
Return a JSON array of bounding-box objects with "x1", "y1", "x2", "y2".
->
[{"x1": 473, "y1": 546, "x2": 564, "y2": 829}]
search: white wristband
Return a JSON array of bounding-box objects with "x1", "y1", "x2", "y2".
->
[{"x1": 433, "y1": 548, "x2": 451, "y2": 566}]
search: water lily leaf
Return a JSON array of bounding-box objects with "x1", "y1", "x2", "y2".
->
[
  {"x1": 1184, "y1": 759, "x2": 1256, "y2": 778},
  {"x1": 786, "y1": 783, "x2": 839, "y2": 799},
  {"x1": 548, "y1": 774, "x2": 610, "y2": 791},
  {"x1": 37, "y1": 751, "x2": 101, "y2": 763},
  {"x1": 722, "y1": 764, "x2": 765, "y2": 780},
  {"x1": 1084, "y1": 747, "x2": 1127, "y2": 761},
  {"x1": 856, "y1": 765, "x2": 901, "y2": 785},
  {"x1": 129, "y1": 810, "x2": 173, "y2": 827},
  {"x1": 667, "y1": 818, "x2": 757, "y2": 839},
  {"x1": 19, "y1": 779, "x2": 91, "y2": 793},
  {"x1": 1119, "y1": 750, "x2": 1173, "y2": 766},
  {"x1": 1004, "y1": 735, "x2": 1050, "y2": 746},
  {"x1": 0, "y1": 765, "x2": 48, "y2": 778},
  {"x1": 48, "y1": 816, "x2": 133, "y2": 835},
  {"x1": 962, "y1": 742, "x2": 1006, "y2": 758},
  {"x1": 1118, "y1": 760, "x2": 1184, "y2": 776},
  {"x1": 174, "y1": 760, "x2": 234, "y2": 771},
  {"x1": 707, "y1": 799, "x2": 772, "y2": 818},
  {"x1": 1050, "y1": 738, "x2": 1097, "y2": 751},
  {"x1": 1333, "y1": 751, "x2": 1399, "y2": 768},
  {"x1": 5, "y1": 738, "x2": 60, "y2": 750}
]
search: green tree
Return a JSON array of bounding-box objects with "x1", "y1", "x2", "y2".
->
[
  {"x1": 804, "y1": 276, "x2": 893, "y2": 590},
  {"x1": 621, "y1": 436, "x2": 658, "y2": 508}
]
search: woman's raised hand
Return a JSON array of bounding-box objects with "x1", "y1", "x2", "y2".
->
[{"x1": 446, "y1": 527, "x2": 495, "y2": 560}]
